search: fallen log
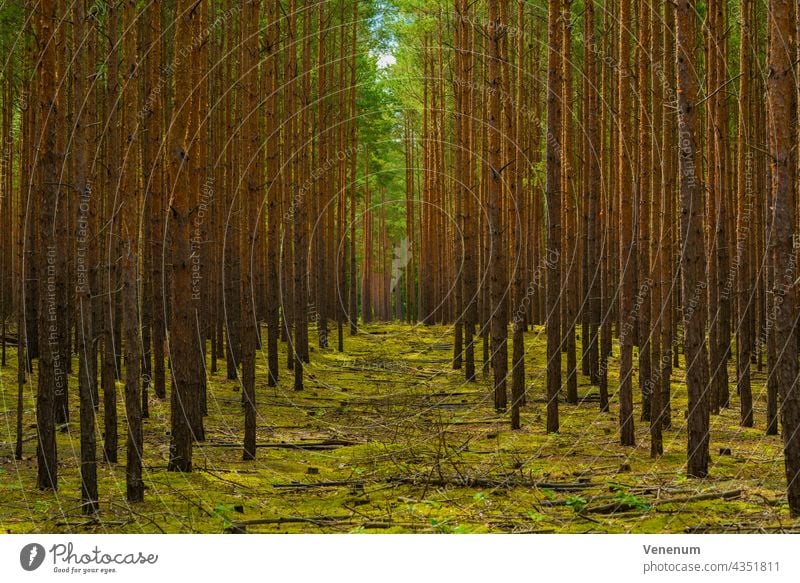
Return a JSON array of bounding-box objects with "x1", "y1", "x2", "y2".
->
[
  {"x1": 654, "y1": 489, "x2": 743, "y2": 506},
  {"x1": 201, "y1": 439, "x2": 361, "y2": 451},
  {"x1": 583, "y1": 489, "x2": 743, "y2": 515},
  {"x1": 229, "y1": 515, "x2": 352, "y2": 526},
  {"x1": 272, "y1": 476, "x2": 595, "y2": 491},
  {"x1": 227, "y1": 518, "x2": 432, "y2": 533},
  {"x1": 273, "y1": 479, "x2": 363, "y2": 490}
]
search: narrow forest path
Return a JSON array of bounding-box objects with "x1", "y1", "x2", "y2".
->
[{"x1": 0, "y1": 324, "x2": 792, "y2": 533}]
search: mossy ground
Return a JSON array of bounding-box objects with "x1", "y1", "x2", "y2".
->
[{"x1": 1, "y1": 322, "x2": 798, "y2": 533}]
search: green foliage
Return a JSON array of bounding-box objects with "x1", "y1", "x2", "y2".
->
[
  {"x1": 212, "y1": 504, "x2": 236, "y2": 529},
  {"x1": 565, "y1": 496, "x2": 588, "y2": 512},
  {"x1": 472, "y1": 492, "x2": 488, "y2": 504},
  {"x1": 429, "y1": 518, "x2": 468, "y2": 534},
  {"x1": 613, "y1": 491, "x2": 652, "y2": 512},
  {"x1": 526, "y1": 511, "x2": 547, "y2": 523}
]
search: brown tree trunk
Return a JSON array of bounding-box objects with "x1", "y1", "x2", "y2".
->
[
  {"x1": 766, "y1": 0, "x2": 800, "y2": 516},
  {"x1": 661, "y1": 0, "x2": 676, "y2": 430},
  {"x1": 637, "y1": 0, "x2": 652, "y2": 422},
  {"x1": 561, "y1": 0, "x2": 577, "y2": 405},
  {"x1": 102, "y1": 0, "x2": 120, "y2": 465},
  {"x1": 598, "y1": 0, "x2": 614, "y2": 414},
  {"x1": 120, "y1": 0, "x2": 143, "y2": 502},
  {"x1": 240, "y1": 0, "x2": 259, "y2": 461},
  {"x1": 488, "y1": 0, "x2": 508, "y2": 413},
  {"x1": 545, "y1": 0, "x2": 562, "y2": 433},
  {"x1": 452, "y1": 0, "x2": 465, "y2": 371},
  {"x1": 223, "y1": 0, "x2": 241, "y2": 381},
  {"x1": 167, "y1": 0, "x2": 202, "y2": 473},
  {"x1": 15, "y1": 48, "x2": 27, "y2": 461},
  {"x1": 649, "y1": 0, "x2": 664, "y2": 457},
  {"x1": 676, "y1": 0, "x2": 710, "y2": 478},
  {"x1": 618, "y1": 0, "x2": 636, "y2": 446},
  {"x1": 292, "y1": 0, "x2": 309, "y2": 390},
  {"x1": 148, "y1": 0, "x2": 166, "y2": 401},
  {"x1": 510, "y1": 0, "x2": 526, "y2": 429},
  {"x1": 53, "y1": 0, "x2": 69, "y2": 426},
  {"x1": 35, "y1": 0, "x2": 59, "y2": 491},
  {"x1": 73, "y1": 0, "x2": 99, "y2": 513},
  {"x1": 584, "y1": 0, "x2": 601, "y2": 388},
  {"x1": 265, "y1": 0, "x2": 280, "y2": 385},
  {"x1": 713, "y1": 0, "x2": 730, "y2": 411},
  {"x1": 737, "y1": 0, "x2": 755, "y2": 429},
  {"x1": 348, "y1": 1, "x2": 359, "y2": 336}
]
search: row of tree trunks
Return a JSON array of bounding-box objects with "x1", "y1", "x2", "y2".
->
[{"x1": 6, "y1": 0, "x2": 800, "y2": 520}]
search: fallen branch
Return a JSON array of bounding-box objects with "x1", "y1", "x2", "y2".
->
[
  {"x1": 387, "y1": 476, "x2": 594, "y2": 490},
  {"x1": 272, "y1": 476, "x2": 595, "y2": 491},
  {"x1": 583, "y1": 489, "x2": 743, "y2": 515},
  {"x1": 230, "y1": 514, "x2": 352, "y2": 527},
  {"x1": 55, "y1": 520, "x2": 130, "y2": 528},
  {"x1": 201, "y1": 439, "x2": 361, "y2": 451},
  {"x1": 273, "y1": 479, "x2": 363, "y2": 490},
  {"x1": 686, "y1": 523, "x2": 800, "y2": 534},
  {"x1": 656, "y1": 489, "x2": 743, "y2": 506}
]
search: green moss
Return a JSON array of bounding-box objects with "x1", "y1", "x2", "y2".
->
[{"x1": 0, "y1": 323, "x2": 798, "y2": 533}]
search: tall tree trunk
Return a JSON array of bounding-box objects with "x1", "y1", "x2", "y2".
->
[
  {"x1": 545, "y1": 0, "x2": 562, "y2": 433},
  {"x1": 713, "y1": 0, "x2": 730, "y2": 411},
  {"x1": 488, "y1": 0, "x2": 508, "y2": 412},
  {"x1": 584, "y1": 0, "x2": 601, "y2": 388},
  {"x1": 35, "y1": 0, "x2": 59, "y2": 491},
  {"x1": 53, "y1": 0, "x2": 69, "y2": 426},
  {"x1": 240, "y1": 0, "x2": 259, "y2": 461},
  {"x1": 73, "y1": 0, "x2": 99, "y2": 513},
  {"x1": 265, "y1": 0, "x2": 280, "y2": 386},
  {"x1": 676, "y1": 0, "x2": 710, "y2": 478},
  {"x1": 291, "y1": 0, "x2": 308, "y2": 391},
  {"x1": 561, "y1": 0, "x2": 577, "y2": 405},
  {"x1": 148, "y1": 0, "x2": 166, "y2": 401},
  {"x1": 767, "y1": 0, "x2": 800, "y2": 516},
  {"x1": 102, "y1": 0, "x2": 120, "y2": 465},
  {"x1": 167, "y1": 0, "x2": 202, "y2": 473},
  {"x1": 618, "y1": 0, "x2": 636, "y2": 446},
  {"x1": 510, "y1": 0, "x2": 526, "y2": 429},
  {"x1": 661, "y1": 0, "x2": 676, "y2": 430},
  {"x1": 737, "y1": 0, "x2": 755, "y2": 429},
  {"x1": 637, "y1": 0, "x2": 652, "y2": 422},
  {"x1": 348, "y1": 2, "x2": 359, "y2": 336},
  {"x1": 649, "y1": 0, "x2": 664, "y2": 457},
  {"x1": 121, "y1": 0, "x2": 143, "y2": 502},
  {"x1": 15, "y1": 47, "x2": 27, "y2": 461}
]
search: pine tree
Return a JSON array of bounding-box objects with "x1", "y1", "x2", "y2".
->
[{"x1": 676, "y1": 0, "x2": 710, "y2": 478}]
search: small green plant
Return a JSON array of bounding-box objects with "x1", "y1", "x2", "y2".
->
[
  {"x1": 613, "y1": 491, "x2": 652, "y2": 511},
  {"x1": 526, "y1": 511, "x2": 547, "y2": 523},
  {"x1": 428, "y1": 518, "x2": 468, "y2": 533},
  {"x1": 212, "y1": 504, "x2": 235, "y2": 528},
  {"x1": 565, "y1": 495, "x2": 588, "y2": 512},
  {"x1": 473, "y1": 492, "x2": 488, "y2": 504}
]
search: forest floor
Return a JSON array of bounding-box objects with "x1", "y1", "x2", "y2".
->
[{"x1": 1, "y1": 323, "x2": 799, "y2": 533}]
